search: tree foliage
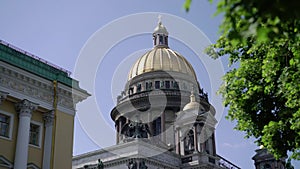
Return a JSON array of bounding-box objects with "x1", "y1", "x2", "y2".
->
[
  {"x1": 185, "y1": 0, "x2": 300, "y2": 160},
  {"x1": 286, "y1": 158, "x2": 295, "y2": 169}
]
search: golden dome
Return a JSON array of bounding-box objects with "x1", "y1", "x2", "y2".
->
[
  {"x1": 128, "y1": 47, "x2": 197, "y2": 80},
  {"x1": 128, "y1": 19, "x2": 197, "y2": 81}
]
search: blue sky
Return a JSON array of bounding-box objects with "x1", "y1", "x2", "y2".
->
[{"x1": 1, "y1": 1, "x2": 298, "y2": 169}]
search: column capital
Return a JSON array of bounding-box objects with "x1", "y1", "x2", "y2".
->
[
  {"x1": 43, "y1": 110, "x2": 55, "y2": 127},
  {"x1": 0, "y1": 91, "x2": 9, "y2": 105},
  {"x1": 15, "y1": 99, "x2": 38, "y2": 117}
]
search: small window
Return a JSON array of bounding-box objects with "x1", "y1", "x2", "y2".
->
[
  {"x1": 129, "y1": 87, "x2": 134, "y2": 95},
  {"x1": 29, "y1": 122, "x2": 42, "y2": 147},
  {"x1": 0, "y1": 111, "x2": 13, "y2": 139},
  {"x1": 159, "y1": 36, "x2": 163, "y2": 44},
  {"x1": 0, "y1": 114, "x2": 10, "y2": 138},
  {"x1": 155, "y1": 81, "x2": 160, "y2": 89},
  {"x1": 165, "y1": 81, "x2": 170, "y2": 89},
  {"x1": 137, "y1": 83, "x2": 142, "y2": 92},
  {"x1": 146, "y1": 82, "x2": 152, "y2": 90}
]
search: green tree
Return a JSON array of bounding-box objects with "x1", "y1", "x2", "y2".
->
[
  {"x1": 286, "y1": 158, "x2": 295, "y2": 169},
  {"x1": 185, "y1": 0, "x2": 300, "y2": 160}
]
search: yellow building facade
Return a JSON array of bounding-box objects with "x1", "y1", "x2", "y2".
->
[{"x1": 0, "y1": 40, "x2": 90, "y2": 169}]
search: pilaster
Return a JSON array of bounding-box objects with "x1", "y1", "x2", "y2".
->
[
  {"x1": 43, "y1": 110, "x2": 54, "y2": 127},
  {"x1": 42, "y1": 110, "x2": 55, "y2": 169}
]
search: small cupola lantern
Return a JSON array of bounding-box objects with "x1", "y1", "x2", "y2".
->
[{"x1": 153, "y1": 15, "x2": 169, "y2": 47}]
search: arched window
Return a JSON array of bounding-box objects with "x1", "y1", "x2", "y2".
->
[
  {"x1": 128, "y1": 87, "x2": 134, "y2": 95},
  {"x1": 159, "y1": 36, "x2": 163, "y2": 44},
  {"x1": 184, "y1": 130, "x2": 194, "y2": 154}
]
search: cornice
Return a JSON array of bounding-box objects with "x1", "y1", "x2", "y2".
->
[{"x1": 0, "y1": 61, "x2": 90, "y2": 115}]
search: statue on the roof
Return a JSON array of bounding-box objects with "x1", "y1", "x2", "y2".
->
[
  {"x1": 122, "y1": 120, "x2": 150, "y2": 139},
  {"x1": 97, "y1": 159, "x2": 104, "y2": 169},
  {"x1": 127, "y1": 160, "x2": 137, "y2": 169},
  {"x1": 139, "y1": 160, "x2": 148, "y2": 169}
]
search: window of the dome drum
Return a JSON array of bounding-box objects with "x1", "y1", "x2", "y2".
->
[
  {"x1": 146, "y1": 81, "x2": 153, "y2": 90},
  {"x1": 137, "y1": 83, "x2": 142, "y2": 92},
  {"x1": 129, "y1": 87, "x2": 134, "y2": 95},
  {"x1": 165, "y1": 81, "x2": 170, "y2": 89},
  {"x1": 155, "y1": 81, "x2": 160, "y2": 89},
  {"x1": 145, "y1": 82, "x2": 149, "y2": 90}
]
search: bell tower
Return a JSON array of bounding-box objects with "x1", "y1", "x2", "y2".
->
[{"x1": 175, "y1": 90, "x2": 218, "y2": 164}]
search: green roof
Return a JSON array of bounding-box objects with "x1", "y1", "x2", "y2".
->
[{"x1": 0, "y1": 40, "x2": 84, "y2": 91}]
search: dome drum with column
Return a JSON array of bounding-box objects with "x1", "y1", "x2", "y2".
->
[
  {"x1": 112, "y1": 87, "x2": 211, "y2": 123},
  {"x1": 117, "y1": 73, "x2": 201, "y2": 105}
]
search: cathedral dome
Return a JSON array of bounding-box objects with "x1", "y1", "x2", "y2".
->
[
  {"x1": 128, "y1": 19, "x2": 197, "y2": 81},
  {"x1": 128, "y1": 47, "x2": 197, "y2": 80}
]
